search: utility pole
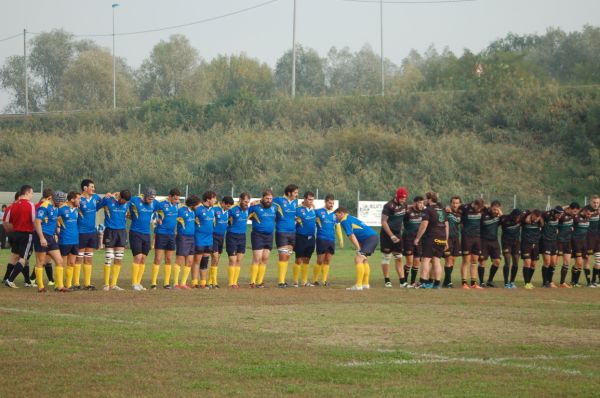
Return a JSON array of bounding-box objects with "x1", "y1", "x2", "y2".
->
[
  {"x1": 380, "y1": 0, "x2": 384, "y2": 96},
  {"x1": 24, "y1": 29, "x2": 28, "y2": 115},
  {"x1": 112, "y1": 3, "x2": 119, "y2": 109},
  {"x1": 291, "y1": 0, "x2": 297, "y2": 98}
]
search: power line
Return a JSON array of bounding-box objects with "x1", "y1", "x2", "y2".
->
[
  {"x1": 344, "y1": 0, "x2": 476, "y2": 4},
  {"x1": 0, "y1": 32, "x2": 22, "y2": 43}
]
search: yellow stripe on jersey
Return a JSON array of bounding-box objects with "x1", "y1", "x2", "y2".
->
[{"x1": 248, "y1": 213, "x2": 260, "y2": 223}]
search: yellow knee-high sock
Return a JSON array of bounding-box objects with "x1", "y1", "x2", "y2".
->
[
  {"x1": 84, "y1": 264, "x2": 92, "y2": 287},
  {"x1": 103, "y1": 265, "x2": 110, "y2": 287},
  {"x1": 172, "y1": 265, "x2": 180, "y2": 286},
  {"x1": 151, "y1": 264, "x2": 160, "y2": 286},
  {"x1": 73, "y1": 263, "x2": 81, "y2": 286},
  {"x1": 313, "y1": 264, "x2": 322, "y2": 283},
  {"x1": 277, "y1": 261, "x2": 288, "y2": 284},
  {"x1": 181, "y1": 266, "x2": 191, "y2": 286},
  {"x1": 55, "y1": 266, "x2": 64, "y2": 289},
  {"x1": 164, "y1": 264, "x2": 172, "y2": 286},
  {"x1": 137, "y1": 263, "x2": 146, "y2": 285},
  {"x1": 362, "y1": 263, "x2": 371, "y2": 286},
  {"x1": 257, "y1": 264, "x2": 267, "y2": 284},
  {"x1": 355, "y1": 263, "x2": 365, "y2": 288},
  {"x1": 301, "y1": 264, "x2": 309, "y2": 284},
  {"x1": 110, "y1": 264, "x2": 121, "y2": 287},
  {"x1": 249, "y1": 264, "x2": 259, "y2": 284},
  {"x1": 293, "y1": 264, "x2": 301, "y2": 283},
  {"x1": 234, "y1": 266, "x2": 241, "y2": 285},
  {"x1": 35, "y1": 267, "x2": 45, "y2": 289},
  {"x1": 65, "y1": 266, "x2": 74, "y2": 289},
  {"x1": 228, "y1": 266, "x2": 235, "y2": 286},
  {"x1": 210, "y1": 266, "x2": 218, "y2": 286},
  {"x1": 131, "y1": 263, "x2": 140, "y2": 285},
  {"x1": 322, "y1": 264, "x2": 330, "y2": 283}
]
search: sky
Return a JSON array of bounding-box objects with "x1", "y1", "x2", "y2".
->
[{"x1": 1, "y1": 0, "x2": 599, "y2": 111}]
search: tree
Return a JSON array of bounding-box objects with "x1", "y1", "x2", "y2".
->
[
  {"x1": 136, "y1": 34, "x2": 199, "y2": 100},
  {"x1": 0, "y1": 55, "x2": 43, "y2": 113},
  {"x1": 274, "y1": 45, "x2": 325, "y2": 96}
]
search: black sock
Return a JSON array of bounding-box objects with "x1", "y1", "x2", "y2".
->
[
  {"x1": 573, "y1": 268, "x2": 581, "y2": 284},
  {"x1": 548, "y1": 266, "x2": 555, "y2": 284},
  {"x1": 433, "y1": 280, "x2": 440, "y2": 287},
  {"x1": 384, "y1": 277, "x2": 391, "y2": 283},
  {"x1": 593, "y1": 268, "x2": 599, "y2": 284},
  {"x1": 560, "y1": 265, "x2": 568, "y2": 284},
  {"x1": 488, "y1": 265, "x2": 499, "y2": 283},
  {"x1": 45, "y1": 263, "x2": 54, "y2": 282},
  {"x1": 8, "y1": 262, "x2": 24, "y2": 282},
  {"x1": 410, "y1": 267, "x2": 418, "y2": 284},
  {"x1": 22, "y1": 265, "x2": 31, "y2": 284},
  {"x1": 502, "y1": 263, "x2": 509, "y2": 284},
  {"x1": 570, "y1": 267, "x2": 577, "y2": 284},
  {"x1": 470, "y1": 278, "x2": 477, "y2": 286},
  {"x1": 29, "y1": 267, "x2": 36, "y2": 281},
  {"x1": 510, "y1": 264, "x2": 518, "y2": 283},
  {"x1": 404, "y1": 265, "x2": 410, "y2": 278},
  {"x1": 522, "y1": 267, "x2": 529, "y2": 283},
  {"x1": 419, "y1": 278, "x2": 428, "y2": 285},
  {"x1": 477, "y1": 266, "x2": 485, "y2": 285},
  {"x1": 584, "y1": 269, "x2": 591, "y2": 284},
  {"x1": 529, "y1": 268, "x2": 535, "y2": 283},
  {"x1": 399, "y1": 277, "x2": 406, "y2": 284},
  {"x1": 3, "y1": 263, "x2": 14, "y2": 281},
  {"x1": 461, "y1": 278, "x2": 467, "y2": 285},
  {"x1": 443, "y1": 266, "x2": 453, "y2": 285},
  {"x1": 541, "y1": 267, "x2": 548, "y2": 285}
]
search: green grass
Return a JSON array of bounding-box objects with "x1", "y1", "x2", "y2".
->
[{"x1": 1, "y1": 246, "x2": 599, "y2": 397}]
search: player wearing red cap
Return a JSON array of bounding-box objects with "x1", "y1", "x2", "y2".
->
[{"x1": 380, "y1": 187, "x2": 408, "y2": 287}]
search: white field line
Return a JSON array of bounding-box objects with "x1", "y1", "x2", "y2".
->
[{"x1": 0, "y1": 306, "x2": 144, "y2": 326}]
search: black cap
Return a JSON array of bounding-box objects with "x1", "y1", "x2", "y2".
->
[{"x1": 553, "y1": 206, "x2": 564, "y2": 214}]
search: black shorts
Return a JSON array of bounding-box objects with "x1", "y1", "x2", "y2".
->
[
  {"x1": 316, "y1": 238, "x2": 335, "y2": 255},
  {"x1": 226, "y1": 232, "x2": 246, "y2": 256},
  {"x1": 79, "y1": 232, "x2": 99, "y2": 249},
  {"x1": 540, "y1": 239, "x2": 557, "y2": 256},
  {"x1": 129, "y1": 231, "x2": 151, "y2": 256},
  {"x1": 176, "y1": 235, "x2": 195, "y2": 257},
  {"x1": 155, "y1": 233, "x2": 176, "y2": 251},
  {"x1": 380, "y1": 231, "x2": 402, "y2": 254},
  {"x1": 461, "y1": 236, "x2": 481, "y2": 256},
  {"x1": 556, "y1": 240, "x2": 572, "y2": 256},
  {"x1": 295, "y1": 234, "x2": 315, "y2": 258},
  {"x1": 521, "y1": 241, "x2": 540, "y2": 261},
  {"x1": 104, "y1": 228, "x2": 128, "y2": 248},
  {"x1": 480, "y1": 239, "x2": 501, "y2": 260},
  {"x1": 275, "y1": 232, "x2": 296, "y2": 248},
  {"x1": 59, "y1": 244, "x2": 79, "y2": 256},
  {"x1": 586, "y1": 233, "x2": 600, "y2": 255},
  {"x1": 33, "y1": 233, "x2": 59, "y2": 253},
  {"x1": 212, "y1": 233, "x2": 225, "y2": 254},
  {"x1": 358, "y1": 235, "x2": 378, "y2": 257},
  {"x1": 194, "y1": 245, "x2": 213, "y2": 255},
  {"x1": 445, "y1": 235, "x2": 461, "y2": 257},
  {"x1": 402, "y1": 236, "x2": 422, "y2": 257},
  {"x1": 422, "y1": 238, "x2": 446, "y2": 258},
  {"x1": 572, "y1": 239, "x2": 587, "y2": 258},
  {"x1": 502, "y1": 239, "x2": 520, "y2": 256},
  {"x1": 251, "y1": 231, "x2": 273, "y2": 251},
  {"x1": 10, "y1": 231, "x2": 33, "y2": 259}
]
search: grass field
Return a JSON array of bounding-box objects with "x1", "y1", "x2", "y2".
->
[{"x1": 1, "y1": 247, "x2": 599, "y2": 397}]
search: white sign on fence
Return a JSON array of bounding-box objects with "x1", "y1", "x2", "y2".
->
[{"x1": 357, "y1": 201, "x2": 386, "y2": 227}]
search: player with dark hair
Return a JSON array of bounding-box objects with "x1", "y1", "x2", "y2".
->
[
  {"x1": 313, "y1": 194, "x2": 343, "y2": 287},
  {"x1": 292, "y1": 191, "x2": 317, "y2": 288},
  {"x1": 403, "y1": 196, "x2": 425, "y2": 287},
  {"x1": 248, "y1": 190, "x2": 277, "y2": 288},
  {"x1": 443, "y1": 196, "x2": 462, "y2": 288},
  {"x1": 130, "y1": 188, "x2": 159, "y2": 291},
  {"x1": 585, "y1": 195, "x2": 600, "y2": 287},
  {"x1": 380, "y1": 187, "x2": 408, "y2": 288},
  {"x1": 478, "y1": 200, "x2": 503, "y2": 287},
  {"x1": 226, "y1": 192, "x2": 250, "y2": 288},
  {"x1": 459, "y1": 198, "x2": 485, "y2": 289},
  {"x1": 273, "y1": 184, "x2": 299, "y2": 289},
  {"x1": 558, "y1": 203, "x2": 578, "y2": 288},
  {"x1": 57, "y1": 192, "x2": 82, "y2": 291},
  {"x1": 571, "y1": 206, "x2": 592, "y2": 287},
  {"x1": 193, "y1": 191, "x2": 217, "y2": 288},
  {"x1": 414, "y1": 192, "x2": 448, "y2": 289},
  {"x1": 208, "y1": 195, "x2": 234, "y2": 288},
  {"x1": 174, "y1": 195, "x2": 200, "y2": 289},
  {"x1": 151, "y1": 188, "x2": 181, "y2": 289},
  {"x1": 500, "y1": 209, "x2": 522, "y2": 288},
  {"x1": 540, "y1": 206, "x2": 563, "y2": 288},
  {"x1": 76, "y1": 179, "x2": 102, "y2": 291},
  {"x1": 520, "y1": 209, "x2": 544, "y2": 289}
]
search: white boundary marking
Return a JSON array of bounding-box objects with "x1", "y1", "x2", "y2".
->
[{"x1": 0, "y1": 306, "x2": 144, "y2": 325}]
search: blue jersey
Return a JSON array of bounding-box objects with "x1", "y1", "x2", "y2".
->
[
  {"x1": 248, "y1": 204, "x2": 277, "y2": 234},
  {"x1": 194, "y1": 205, "x2": 215, "y2": 246},
  {"x1": 315, "y1": 208, "x2": 338, "y2": 242},
  {"x1": 57, "y1": 205, "x2": 80, "y2": 245},
  {"x1": 78, "y1": 193, "x2": 102, "y2": 234},
  {"x1": 36, "y1": 201, "x2": 58, "y2": 236},
  {"x1": 227, "y1": 205, "x2": 249, "y2": 234},
  {"x1": 340, "y1": 214, "x2": 377, "y2": 242},
  {"x1": 99, "y1": 196, "x2": 130, "y2": 230},
  {"x1": 129, "y1": 196, "x2": 159, "y2": 235},
  {"x1": 212, "y1": 205, "x2": 229, "y2": 236},
  {"x1": 176, "y1": 206, "x2": 196, "y2": 236},
  {"x1": 273, "y1": 196, "x2": 298, "y2": 233},
  {"x1": 154, "y1": 199, "x2": 179, "y2": 236},
  {"x1": 296, "y1": 206, "x2": 316, "y2": 237}
]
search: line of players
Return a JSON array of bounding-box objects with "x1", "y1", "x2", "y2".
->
[
  {"x1": 378, "y1": 188, "x2": 600, "y2": 289},
  {"x1": 5, "y1": 181, "x2": 379, "y2": 292}
]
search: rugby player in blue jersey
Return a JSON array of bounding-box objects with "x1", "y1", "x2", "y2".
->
[
  {"x1": 193, "y1": 191, "x2": 217, "y2": 288},
  {"x1": 129, "y1": 188, "x2": 159, "y2": 291},
  {"x1": 76, "y1": 179, "x2": 102, "y2": 291},
  {"x1": 208, "y1": 196, "x2": 234, "y2": 289},
  {"x1": 248, "y1": 190, "x2": 277, "y2": 288},
  {"x1": 313, "y1": 194, "x2": 343, "y2": 287},
  {"x1": 57, "y1": 192, "x2": 82, "y2": 291},
  {"x1": 273, "y1": 185, "x2": 299, "y2": 289},
  {"x1": 292, "y1": 192, "x2": 317, "y2": 288},
  {"x1": 151, "y1": 188, "x2": 181, "y2": 289},
  {"x1": 174, "y1": 195, "x2": 200, "y2": 289},
  {"x1": 226, "y1": 192, "x2": 250, "y2": 288}
]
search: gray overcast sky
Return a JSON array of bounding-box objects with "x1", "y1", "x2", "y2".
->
[{"x1": 1, "y1": 0, "x2": 599, "y2": 110}]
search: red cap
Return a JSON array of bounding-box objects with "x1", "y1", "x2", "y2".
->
[{"x1": 396, "y1": 187, "x2": 408, "y2": 200}]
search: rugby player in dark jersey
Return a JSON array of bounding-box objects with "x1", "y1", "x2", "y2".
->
[
  {"x1": 557, "y1": 203, "x2": 577, "y2": 288},
  {"x1": 443, "y1": 196, "x2": 462, "y2": 288},
  {"x1": 500, "y1": 209, "x2": 522, "y2": 288},
  {"x1": 521, "y1": 209, "x2": 544, "y2": 289},
  {"x1": 571, "y1": 206, "x2": 592, "y2": 287},
  {"x1": 380, "y1": 187, "x2": 408, "y2": 288},
  {"x1": 459, "y1": 198, "x2": 484, "y2": 289},
  {"x1": 478, "y1": 200, "x2": 502, "y2": 287},
  {"x1": 584, "y1": 195, "x2": 600, "y2": 287},
  {"x1": 414, "y1": 192, "x2": 448, "y2": 289},
  {"x1": 403, "y1": 196, "x2": 425, "y2": 287},
  {"x1": 540, "y1": 206, "x2": 563, "y2": 288}
]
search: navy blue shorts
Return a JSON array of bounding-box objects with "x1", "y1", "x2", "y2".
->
[
  {"x1": 176, "y1": 235, "x2": 195, "y2": 257},
  {"x1": 104, "y1": 228, "x2": 128, "y2": 248},
  {"x1": 316, "y1": 238, "x2": 335, "y2": 255},
  {"x1": 295, "y1": 234, "x2": 315, "y2": 258},
  {"x1": 358, "y1": 235, "x2": 378, "y2": 257},
  {"x1": 251, "y1": 231, "x2": 273, "y2": 251},
  {"x1": 33, "y1": 233, "x2": 59, "y2": 253},
  {"x1": 212, "y1": 233, "x2": 225, "y2": 254},
  {"x1": 195, "y1": 245, "x2": 213, "y2": 255},
  {"x1": 226, "y1": 232, "x2": 246, "y2": 256},
  {"x1": 155, "y1": 233, "x2": 176, "y2": 251},
  {"x1": 129, "y1": 231, "x2": 151, "y2": 256},
  {"x1": 59, "y1": 244, "x2": 79, "y2": 256},
  {"x1": 79, "y1": 232, "x2": 99, "y2": 249},
  {"x1": 276, "y1": 232, "x2": 296, "y2": 248}
]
